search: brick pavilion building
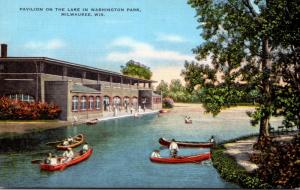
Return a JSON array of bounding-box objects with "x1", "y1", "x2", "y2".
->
[{"x1": 0, "y1": 44, "x2": 162, "y2": 121}]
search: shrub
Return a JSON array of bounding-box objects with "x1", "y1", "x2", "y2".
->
[
  {"x1": 252, "y1": 135, "x2": 300, "y2": 188},
  {"x1": 162, "y1": 97, "x2": 174, "y2": 108},
  {"x1": 212, "y1": 145, "x2": 271, "y2": 189},
  {"x1": 0, "y1": 97, "x2": 61, "y2": 120}
]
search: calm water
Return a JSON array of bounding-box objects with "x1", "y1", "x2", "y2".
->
[{"x1": 0, "y1": 107, "x2": 282, "y2": 188}]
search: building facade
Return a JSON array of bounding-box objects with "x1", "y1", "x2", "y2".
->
[{"x1": 0, "y1": 44, "x2": 162, "y2": 121}]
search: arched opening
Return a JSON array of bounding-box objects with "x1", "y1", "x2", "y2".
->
[
  {"x1": 132, "y1": 96, "x2": 138, "y2": 109},
  {"x1": 123, "y1": 96, "x2": 130, "y2": 112},
  {"x1": 96, "y1": 96, "x2": 101, "y2": 110},
  {"x1": 72, "y1": 96, "x2": 79, "y2": 111},
  {"x1": 103, "y1": 95, "x2": 110, "y2": 111}
]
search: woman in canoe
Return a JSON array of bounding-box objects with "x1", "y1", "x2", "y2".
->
[{"x1": 151, "y1": 150, "x2": 161, "y2": 158}]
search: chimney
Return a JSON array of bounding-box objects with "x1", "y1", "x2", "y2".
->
[{"x1": 1, "y1": 44, "x2": 7, "y2": 58}]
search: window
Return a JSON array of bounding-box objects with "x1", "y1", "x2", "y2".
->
[
  {"x1": 96, "y1": 96, "x2": 101, "y2": 110},
  {"x1": 89, "y1": 96, "x2": 94, "y2": 110},
  {"x1": 8, "y1": 94, "x2": 34, "y2": 102},
  {"x1": 72, "y1": 96, "x2": 79, "y2": 111},
  {"x1": 81, "y1": 96, "x2": 87, "y2": 110}
]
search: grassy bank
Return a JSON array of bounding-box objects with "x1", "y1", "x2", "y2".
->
[{"x1": 211, "y1": 134, "x2": 272, "y2": 189}]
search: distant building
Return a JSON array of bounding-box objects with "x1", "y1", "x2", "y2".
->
[{"x1": 0, "y1": 44, "x2": 162, "y2": 121}]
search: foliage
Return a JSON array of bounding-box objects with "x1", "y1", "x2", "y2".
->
[
  {"x1": 156, "y1": 79, "x2": 201, "y2": 102},
  {"x1": 251, "y1": 135, "x2": 300, "y2": 188},
  {"x1": 185, "y1": 0, "x2": 300, "y2": 138},
  {"x1": 120, "y1": 60, "x2": 152, "y2": 80},
  {"x1": 156, "y1": 80, "x2": 169, "y2": 98},
  {"x1": 212, "y1": 145, "x2": 270, "y2": 189},
  {"x1": 0, "y1": 97, "x2": 61, "y2": 120},
  {"x1": 162, "y1": 97, "x2": 174, "y2": 108}
]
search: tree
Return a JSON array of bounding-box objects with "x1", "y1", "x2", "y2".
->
[
  {"x1": 156, "y1": 80, "x2": 169, "y2": 98},
  {"x1": 169, "y1": 79, "x2": 185, "y2": 93},
  {"x1": 185, "y1": 0, "x2": 300, "y2": 140},
  {"x1": 120, "y1": 60, "x2": 152, "y2": 80}
]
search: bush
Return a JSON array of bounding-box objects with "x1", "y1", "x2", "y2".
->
[
  {"x1": 212, "y1": 145, "x2": 271, "y2": 189},
  {"x1": 252, "y1": 135, "x2": 300, "y2": 188},
  {"x1": 162, "y1": 97, "x2": 174, "y2": 108},
  {"x1": 0, "y1": 97, "x2": 61, "y2": 120}
]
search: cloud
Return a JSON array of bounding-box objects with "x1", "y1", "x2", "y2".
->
[
  {"x1": 156, "y1": 33, "x2": 186, "y2": 43},
  {"x1": 105, "y1": 37, "x2": 195, "y2": 67},
  {"x1": 24, "y1": 39, "x2": 65, "y2": 50},
  {"x1": 152, "y1": 66, "x2": 185, "y2": 85}
]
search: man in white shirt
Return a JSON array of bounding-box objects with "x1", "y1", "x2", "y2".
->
[
  {"x1": 62, "y1": 148, "x2": 74, "y2": 162},
  {"x1": 50, "y1": 155, "x2": 58, "y2": 165},
  {"x1": 151, "y1": 150, "x2": 161, "y2": 158},
  {"x1": 169, "y1": 139, "x2": 179, "y2": 158}
]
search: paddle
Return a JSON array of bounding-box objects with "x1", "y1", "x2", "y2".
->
[
  {"x1": 46, "y1": 140, "x2": 63, "y2": 146},
  {"x1": 31, "y1": 159, "x2": 43, "y2": 164}
]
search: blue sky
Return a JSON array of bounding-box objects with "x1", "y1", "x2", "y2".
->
[{"x1": 0, "y1": 0, "x2": 207, "y2": 83}]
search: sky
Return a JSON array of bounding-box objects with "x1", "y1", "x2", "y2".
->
[{"x1": 0, "y1": 0, "x2": 209, "y2": 84}]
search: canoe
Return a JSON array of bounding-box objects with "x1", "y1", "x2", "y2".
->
[
  {"x1": 56, "y1": 134, "x2": 84, "y2": 150},
  {"x1": 159, "y1": 137, "x2": 214, "y2": 148},
  {"x1": 40, "y1": 148, "x2": 93, "y2": 171},
  {"x1": 159, "y1": 109, "x2": 169, "y2": 113},
  {"x1": 86, "y1": 119, "x2": 97, "y2": 125},
  {"x1": 185, "y1": 120, "x2": 192, "y2": 124},
  {"x1": 150, "y1": 152, "x2": 211, "y2": 164}
]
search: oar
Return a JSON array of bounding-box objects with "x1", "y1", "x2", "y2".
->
[
  {"x1": 31, "y1": 159, "x2": 43, "y2": 164},
  {"x1": 46, "y1": 140, "x2": 63, "y2": 146}
]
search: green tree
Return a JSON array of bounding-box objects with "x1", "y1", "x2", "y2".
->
[
  {"x1": 156, "y1": 80, "x2": 169, "y2": 98},
  {"x1": 185, "y1": 0, "x2": 300, "y2": 140},
  {"x1": 169, "y1": 79, "x2": 185, "y2": 93},
  {"x1": 120, "y1": 60, "x2": 152, "y2": 80}
]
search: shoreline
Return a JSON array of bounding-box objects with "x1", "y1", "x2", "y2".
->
[{"x1": 0, "y1": 110, "x2": 159, "y2": 136}]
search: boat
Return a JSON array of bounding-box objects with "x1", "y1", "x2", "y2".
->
[
  {"x1": 159, "y1": 137, "x2": 214, "y2": 148},
  {"x1": 185, "y1": 120, "x2": 192, "y2": 124},
  {"x1": 150, "y1": 152, "x2": 211, "y2": 164},
  {"x1": 56, "y1": 134, "x2": 84, "y2": 150},
  {"x1": 86, "y1": 119, "x2": 97, "y2": 125},
  {"x1": 159, "y1": 109, "x2": 169, "y2": 113},
  {"x1": 40, "y1": 148, "x2": 93, "y2": 171}
]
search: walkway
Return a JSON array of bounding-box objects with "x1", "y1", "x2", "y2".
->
[{"x1": 223, "y1": 137, "x2": 259, "y2": 173}]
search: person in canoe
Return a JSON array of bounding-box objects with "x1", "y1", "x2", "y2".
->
[
  {"x1": 185, "y1": 116, "x2": 192, "y2": 123},
  {"x1": 62, "y1": 147, "x2": 74, "y2": 162},
  {"x1": 67, "y1": 136, "x2": 74, "y2": 144},
  {"x1": 44, "y1": 153, "x2": 52, "y2": 164},
  {"x1": 151, "y1": 150, "x2": 161, "y2": 158},
  {"x1": 209, "y1": 136, "x2": 215, "y2": 143},
  {"x1": 62, "y1": 139, "x2": 69, "y2": 146},
  {"x1": 80, "y1": 142, "x2": 89, "y2": 155},
  {"x1": 169, "y1": 139, "x2": 179, "y2": 158},
  {"x1": 50, "y1": 155, "x2": 58, "y2": 165}
]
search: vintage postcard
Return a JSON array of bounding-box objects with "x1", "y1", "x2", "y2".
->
[{"x1": 0, "y1": 0, "x2": 299, "y2": 189}]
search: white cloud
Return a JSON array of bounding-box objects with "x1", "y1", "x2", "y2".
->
[
  {"x1": 105, "y1": 37, "x2": 194, "y2": 66},
  {"x1": 156, "y1": 33, "x2": 186, "y2": 43},
  {"x1": 24, "y1": 39, "x2": 65, "y2": 50}
]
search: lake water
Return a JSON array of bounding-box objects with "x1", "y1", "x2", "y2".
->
[{"x1": 0, "y1": 106, "x2": 283, "y2": 188}]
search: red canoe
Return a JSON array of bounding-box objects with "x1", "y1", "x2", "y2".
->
[
  {"x1": 159, "y1": 109, "x2": 169, "y2": 113},
  {"x1": 159, "y1": 138, "x2": 214, "y2": 148},
  {"x1": 40, "y1": 148, "x2": 93, "y2": 171},
  {"x1": 150, "y1": 152, "x2": 211, "y2": 164}
]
